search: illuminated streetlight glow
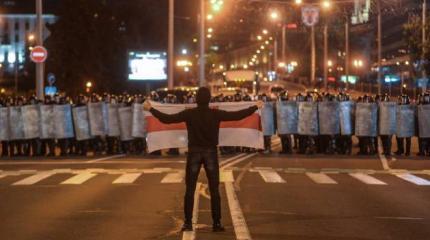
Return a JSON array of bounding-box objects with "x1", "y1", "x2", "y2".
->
[
  {"x1": 207, "y1": 14, "x2": 213, "y2": 21},
  {"x1": 260, "y1": 45, "x2": 265, "y2": 50},
  {"x1": 28, "y1": 34, "x2": 35, "y2": 42},
  {"x1": 327, "y1": 60, "x2": 333, "y2": 67},
  {"x1": 269, "y1": 11, "x2": 280, "y2": 21},
  {"x1": 207, "y1": 34, "x2": 212, "y2": 39},
  {"x1": 257, "y1": 35, "x2": 262, "y2": 41},
  {"x1": 353, "y1": 59, "x2": 363, "y2": 68},
  {"x1": 295, "y1": 0, "x2": 303, "y2": 5},
  {"x1": 262, "y1": 29, "x2": 269, "y2": 35},
  {"x1": 86, "y1": 81, "x2": 92, "y2": 88},
  {"x1": 208, "y1": 28, "x2": 213, "y2": 33},
  {"x1": 322, "y1": 0, "x2": 331, "y2": 9}
]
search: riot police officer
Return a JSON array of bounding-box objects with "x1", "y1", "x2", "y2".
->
[
  {"x1": 278, "y1": 91, "x2": 293, "y2": 154},
  {"x1": 379, "y1": 94, "x2": 393, "y2": 156},
  {"x1": 395, "y1": 94, "x2": 412, "y2": 156}
]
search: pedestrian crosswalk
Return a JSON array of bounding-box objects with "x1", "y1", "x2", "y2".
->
[{"x1": 0, "y1": 168, "x2": 429, "y2": 187}]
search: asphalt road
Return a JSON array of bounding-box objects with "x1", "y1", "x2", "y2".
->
[{"x1": 0, "y1": 142, "x2": 430, "y2": 240}]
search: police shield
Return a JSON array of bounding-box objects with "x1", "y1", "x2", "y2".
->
[
  {"x1": 379, "y1": 102, "x2": 397, "y2": 135},
  {"x1": 72, "y1": 106, "x2": 92, "y2": 141},
  {"x1": 318, "y1": 101, "x2": 340, "y2": 135},
  {"x1": 261, "y1": 102, "x2": 275, "y2": 136},
  {"x1": 8, "y1": 106, "x2": 25, "y2": 140},
  {"x1": 88, "y1": 102, "x2": 107, "y2": 136},
  {"x1": 276, "y1": 101, "x2": 298, "y2": 135},
  {"x1": 298, "y1": 102, "x2": 319, "y2": 136},
  {"x1": 118, "y1": 107, "x2": 133, "y2": 141},
  {"x1": 355, "y1": 103, "x2": 377, "y2": 137},
  {"x1": 396, "y1": 105, "x2": 416, "y2": 138},
  {"x1": 22, "y1": 105, "x2": 40, "y2": 139},
  {"x1": 339, "y1": 101, "x2": 355, "y2": 135},
  {"x1": 107, "y1": 104, "x2": 120, "y2": 137},
  {"x1": 132, "y1": 103, "x2": 146, "y2": 138},
  {"x1": 54, "y1": 104, "x2": 74, "y2": 139},
  {"x1": 39, "y1": 105, "x2": 55, "y2": 139},
  {"x1": 0, "y1": 107, "x2": 10, "y2": 141},
  {"x1": 418, "y1": 105, "x2": 430, "y2": 138}
]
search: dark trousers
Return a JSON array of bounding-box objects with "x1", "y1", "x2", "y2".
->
[{"x1": 185, "y1": 149, "x2": 221, "y2": 224}]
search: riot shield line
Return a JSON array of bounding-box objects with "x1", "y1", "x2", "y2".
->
[
  {"x1": 355, "y1": 103, "x2": 378, "y2": 137},
  {"x1": 8, "y1": 106, "x2": 25, "y2": 140},
  {"x1": 276, "y1": 101, "x2": 298, "y2": 135},
  {"x1": 131, "y1": 103, "x2": 146, "y2": 138},
  {"x1": 88, "y1": 102, "x2": 107, "y2": 136},
  {"x1": 379, "y1": 102, "x2": 397, "y2": 135},
  {"x1": 39, "y1": 105, "x2": 55, "y2": 139},
  {"x1": 318, "y1": 101, "x2": 340, "y2": 135},
  {"x1": 261, "y1": 102, "x2": 275, "y2": 136},
  {"x1": 118, "y1": 107, "x2": 133, "y2": 141},
  {"x1": 22, "y1": 105, "x2": 40, "y2": 139},
  {"x1": 396, "y1": 105, "x2": 416, "y2": 138},
  {"x1": 298, "y1": 102, "x2": 319, "y2": 136},
  {"x1": 54, "y1": 104, "x2": 75, "y2": 139},
  {"x1": 72, "y1": 106, "x2": 92, "y2": 141},
  {"x1": 107, "y1": 104, "x2": 121, "y2": 137},
  {"x1": 0, "y1": 107, "x2": 10, "y2": 141},
  {"x1": 418, "y1": 105, "x2": 430, "y2": 138},
  {"x1": 339, "y1": 101, "x2": 355, "y2": 135}
]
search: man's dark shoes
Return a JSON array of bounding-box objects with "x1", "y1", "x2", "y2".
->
[
  {"x1": 181, "y1": 222, "x2": 193, "y2": 232},
  {"x1": 212, "y1": 223, "x2": 225, "y2": 232}
]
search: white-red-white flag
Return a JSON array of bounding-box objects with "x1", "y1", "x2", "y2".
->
[{"x1": 145, "y1": 101, "x2": 264, "y2": 152}]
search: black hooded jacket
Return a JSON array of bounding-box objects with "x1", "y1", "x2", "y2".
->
[{"x1": 149, "y1": 104, "x2": 258, "y2": 150}]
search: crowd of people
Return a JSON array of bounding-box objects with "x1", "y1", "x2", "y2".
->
[{"x1": 0, "y1": 89, "x2": 429, "y2": 158}]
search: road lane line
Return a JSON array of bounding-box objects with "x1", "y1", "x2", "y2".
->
[
  {"x1": 86, "y1": 154, "x2": 126, "y2": 163},
  {"x1": 225, "y1": 182, "x2": 252, "y2": 240},
  {"x1": 220, "y1": 170, "x2": 234, "y2": 183},
  {"x1": 377, "y1": 139, "x2": 390, "y2": 170},
  {"x1": 12, "y1": 172, "x2": 55, "y2": 185},
  {"x1": 219, "y1": 153, "x2": 247, "y2": 166},
  {"x1": 161, "y1": 172, "x2": 184, "y2": 183},
  {"x1": 112, "y1": 173, "x2": 142, "y2": 184},
  {"x1": 349, "y1": 173, "x2": 387, "y2": 185},
  {"x1": 394, "y1": 173, "x2": 430, "y2": 186},
  {"x1": 306, "y1": 173, "x2": 337, "y2": 184},
  {"x1": 61, "y1": 172, "x2": 97, "y2": 185},
  {"x1": 182, "y1": 182, "x2": 201, "y2": 240},
  {"x1": 257, "y1": 169, "x2": 286, "y2": 183},
  {"x1": 221, "y1": 153, "x2": 257, "y2": 170}
]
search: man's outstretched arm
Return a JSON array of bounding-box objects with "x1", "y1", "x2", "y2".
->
[
  {"x1": 144, "y1": 101, "x2": 187, "y2": 124},
  {"x1": 216, "y1": 101, "x2": 263, "y2": 121}
]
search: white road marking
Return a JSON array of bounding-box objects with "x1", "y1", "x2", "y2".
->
[
  {"x1": 112, "y1": 173, "x2": 142, "y2": 184},
  {"x1": 377, "y1": 139, "x2": 390, "y2": 170},
  {"x1": 349, "y1": 173, "x2": 387, "y2": 185},
  {"x1": 219, "y1": 153, "x2": 247, "y2": 166},
  {"x1": 375, "y1": 216, "x2": 424, "y2": 220},
  {"x1": 61, "y1": 172, "x2": 97, "y2": 185},
  {"x1": 161, "y1": 172, "x2": 184, "y2": 183},
  {"x1": 257, "y1": 170, "x2": 286, "y2": 183},
  {"x1": 225, "y1": 182, "x2": 252, "y2": 240},
  {"x1": 86, "y1": 154, "x2": 126, "y2": 163},
  {"x1": 182, "y1": 182, "x2": 201, "y2": 240},
  {"x1": 221, "y1": 153, "x2": 257, "y2": 170},
  {"x1": 394, "y1": 173, "x2": 430, "y2": 186},
  {"x1": 220, "y1": 170, "x2": 234, "y2": 183},
  {"x1": 306, "y1": 173, "x2": 337, "y2": 184},
  {"x1": 12, "y1": 172, "x2": 55, "y2": 185}
]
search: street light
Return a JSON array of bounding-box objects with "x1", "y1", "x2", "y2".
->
[
  {"x1": 28, "y1": 34, "x2": 35, "y2": 42},
  {"x1": 206, "y1": 14, "x2": 213, "y2": 21},
  {"x1": 322, "y1": 0, "x2": 331, "y2": 9},
  {"x1": 262, "y1": 29, "x2": 269, "y2": 35},
  {"x1": 269, "y1": 10, "x2": 280, "y2": 21},
  {"x1": 295, "y1": 0, "x2": 302, "y2": 5}
]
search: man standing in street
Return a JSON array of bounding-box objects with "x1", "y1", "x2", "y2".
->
[{"x1": 143, "y1": 87, "x2": 262, "y2": 232}]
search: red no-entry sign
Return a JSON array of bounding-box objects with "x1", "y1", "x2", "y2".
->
[{"x1": 30, "y1": 46, "x2": 48, "y2": 63}]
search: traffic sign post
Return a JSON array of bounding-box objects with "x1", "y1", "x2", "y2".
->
[{"x1": 30, "y1": 46, "x2": 48, "y2": 63}]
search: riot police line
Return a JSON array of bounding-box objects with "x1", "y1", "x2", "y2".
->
[
  {"x1": 259, "y1": 93, "x2": 430, "y2": 157},
  {"x1": 0, "y1": 91, "x2": 429, "y2": 158}
]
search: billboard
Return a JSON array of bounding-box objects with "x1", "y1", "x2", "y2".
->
[{"x1": 128, "y1": 51, "x2": 167, "y2": 81}]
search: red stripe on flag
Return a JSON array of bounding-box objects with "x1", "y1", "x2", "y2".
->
[{"x1": 146, "y1": 113, "x2": 262, "y2": 133}]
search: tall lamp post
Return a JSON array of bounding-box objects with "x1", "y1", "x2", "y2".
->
[
  {"x1": 168, "y1": 0, "x2": 174, "y2": 89},
  {"x1": 199, "y1": 0, "x2": 206, "y2": 87},
  {"x1": 35, "y1": 0, "x2": 44, "y2": 99}
]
